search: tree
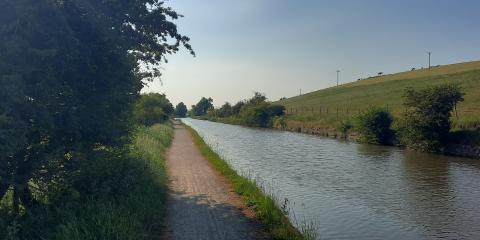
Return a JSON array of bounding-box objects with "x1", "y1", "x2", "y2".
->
[
  {"x1": 174, "y1": 102, "x2": 188, "y2": 118},
  {"x1": 400, "y1": 84, "x2": 464, "y2": 151},
  {"x1": 191, "y1": 97, "x2": 213, "y2": 116},
  {"x1": 231, "y1": 101, "x2": 245, "y2": 115},
  {"x1": 217, "y1": 102, "x2": 234, "y2": 117},
  {"x1": 133, "y1": 93, "x2": 174, "y2": 126},
  {"x1": 239, "y1": 103, "x2": 285, "y2": 127},
  {"x1": 247, "y1": 92, "x2": 267, "y2": 105},
  {"x1": 0, "y1": 0, "x2": 192, "y2": 217},
  {"x1": 355, "y1": 108, "x2": 393, "y2": 145},
  {"x1": 238, "y1": 93, "x2": 285, "y2": 127}
]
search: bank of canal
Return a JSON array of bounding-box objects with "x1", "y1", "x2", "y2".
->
[{"x1": 182, "y1": 118, "x2": 480, "y2": 240}]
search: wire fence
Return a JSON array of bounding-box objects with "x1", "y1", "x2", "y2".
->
[{"x1": 285, "y1": 106, "x2": 391, "y2": 119}]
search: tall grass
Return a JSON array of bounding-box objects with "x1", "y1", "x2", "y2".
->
[
  {"x1": 1, "y1": 124, "x2": 173, "y2": 240},
  {"x1": 185, "y1": 124, "x2": 316, "y2": 240}
]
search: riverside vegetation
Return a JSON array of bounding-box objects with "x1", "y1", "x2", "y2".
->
[
  {"x1": 185, "y1": 125, "x2": 316, "y2": 240},
  {"x1": 193, "y1": 62, "x2": 479, "y2": 157},
  {"x1": 191, "y1": 92, "x2": 287, "y2": 129},
  {"x1": 278, "y1": 61, "x2": 480, "y2": 130},
  {"x1": 1, "y1": 1, "x2": 191, "y2": 238}
]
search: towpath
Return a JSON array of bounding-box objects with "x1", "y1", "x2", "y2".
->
[{"x1": 163, "y1": 124, "x2": 268, "y2": 240}]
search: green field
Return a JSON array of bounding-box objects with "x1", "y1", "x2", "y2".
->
[{"x1": 277, "y1": 61, "x2": 480, "y2": 130}]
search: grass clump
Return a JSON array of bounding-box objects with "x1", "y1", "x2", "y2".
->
[{"x1": 185, "y1": 125, "x2": 315, "y2": 240}]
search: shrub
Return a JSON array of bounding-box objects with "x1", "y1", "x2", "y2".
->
[
  {"x1": 133, "y1": 93, "x2": 174, "y2": 126},
  {"x1": 240, "y1": 103, "x2": 285, "y2": 128},
  {"x1": 400, "y1": 84, "x2": 464, "y2": 152},
  {"x1": 355, "y1": 108, "x2": 393, "y2": 145},
  {"x1": 272, "y1": 116, "x2": 287, "y2": 130},
  {"x1": 336, "y1": 120, "x2": 353, "y2": 139}
]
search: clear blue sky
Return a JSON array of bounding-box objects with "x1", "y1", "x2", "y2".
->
[{"x1": 142, "y1": 0, "x2": 480, "y2": 107}]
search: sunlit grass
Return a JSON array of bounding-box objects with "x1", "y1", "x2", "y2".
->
[{"x1": 278, "y1": 61, "x2": 480, "y2": 130}]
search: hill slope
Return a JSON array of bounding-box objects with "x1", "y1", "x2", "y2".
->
[{"x1": 277, "y1": 61, "x2": 480, "y2": 129}]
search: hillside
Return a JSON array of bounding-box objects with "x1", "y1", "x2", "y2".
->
[{"x1": 277, "y1": 61, "x2": 480, "y2": 130}]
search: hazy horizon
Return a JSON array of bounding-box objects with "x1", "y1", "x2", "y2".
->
[{"x1": 142, "y1": 0, "x2": 480, "y2": 107}]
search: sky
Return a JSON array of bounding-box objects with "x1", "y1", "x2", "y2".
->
[{"x1": 142, "y1": 0, "x2": 480, "y2": 107}]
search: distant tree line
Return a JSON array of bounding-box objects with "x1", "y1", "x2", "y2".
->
[
  {"x1": 174, "y1": 102, "x2": 188, "y2": 118},
  {"x1": 190, "y1": 92, "x2": 286, "y2": 128},
  {"x1": 133, "y1": 93, "x2": 174, "y2": 126}
]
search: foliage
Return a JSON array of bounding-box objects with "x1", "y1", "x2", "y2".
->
[
  {"x1": 205, "y1": 93, "x2": 286, "y2": 128},
  {"x1": 355, "y1": 108, "x2": 393, "y2": 145},
  {"x1": 190, "y1": 97, "x2": 213, "y2": 116},
  {"x1": 272, "y1": 116, "x2": 287, "y2": 130},
  {"x1": 173, "y1": 102, "x2": 188, "y2": 118},
  {"x1": 400, "y1": 84, "x2": 464, "y2": 151},
  {"x1": 185, "y1": 125, "x2": 314, "y2": 240},
  {"x1": 235, "y1": 93, "x2": 285, "y2": 127},
  {"x1": 231, "y1": 101, "x2": 245, "y2": 115},
  {"x1": 336, "y1": 120, "x2": 353, "y2": 139},
  {"x1": 239, "y1": 102, "x2": 286, "y2": 127},
  {"x1": 216, "y1": 102, "x2": 234, "y2": 118},
  {"x1": 246, "y1": 92, "x2": 267, "y2": 105},
  {"x1": 133, "y1": 93, "x2": 174, "y2": 126},
  {"x1": 0, "y1": 125, "x2": 173, "y2": 239},
  {"x1": 0, "y1": 0, "x2": 190, "y2": 236}
]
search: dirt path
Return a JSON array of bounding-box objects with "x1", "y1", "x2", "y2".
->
[{"x1": 163, "y1": 124, "x2": 268, "y2": 240}]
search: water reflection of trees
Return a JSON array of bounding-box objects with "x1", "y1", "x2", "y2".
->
[
  {"x1": 399, "y1": 150, "x2": 479, "y2": 238},
  {"x1": 353, "y1": 144, "x2": 480, "y2": 238}
]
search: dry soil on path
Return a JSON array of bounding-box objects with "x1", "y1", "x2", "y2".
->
[{"x1": 163, "y1": 124, "x2": 268, "y2": 240}]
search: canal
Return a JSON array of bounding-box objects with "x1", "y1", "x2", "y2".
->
[{"x1": 182, "y1": 118, "x2": 480, "y2": 240}]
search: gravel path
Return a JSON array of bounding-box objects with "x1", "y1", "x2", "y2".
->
[{"x1": 163, "y1": 124, "x2": 268, "y2": 240}]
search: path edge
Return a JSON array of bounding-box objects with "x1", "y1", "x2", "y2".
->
[{"x1": 183, "y1": 122, "x2": 314, "y2": 240}]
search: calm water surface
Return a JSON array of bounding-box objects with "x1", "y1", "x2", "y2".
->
[{"x1": 182, "y1": 118, "x2": 480, "y2": 240}]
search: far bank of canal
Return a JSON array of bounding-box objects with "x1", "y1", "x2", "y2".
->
[{"x1": 182, "y1": 118, "x2": 480, "y2": 240}]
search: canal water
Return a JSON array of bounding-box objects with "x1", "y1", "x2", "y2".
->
[{"x1": 182, "y1": 118, "x2": 480, "y2": 240}]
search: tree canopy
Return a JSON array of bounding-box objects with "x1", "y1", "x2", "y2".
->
[
  {"x1": 401, "y1": 84, "x2": 464, "y2": 151},
  {"x1": 134, "y1": 93, "x2": 174, "y2": 126},
  {"x1": 174, "y1": 102, "x2": 188, "y2": 118},
  {"x1": 190, "y1": 97, "x2": 214, "y2": 116},
  {"x1": 0, "y1": 0, "x2": 192, "y2": 221}
]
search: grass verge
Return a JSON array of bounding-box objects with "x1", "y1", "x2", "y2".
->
[
  {"x1": 1, "y1": 124, "x2": 173, "y2": 239},
  {"x1": 184, "y1": 124, "x2": 315, "y2": 240}
]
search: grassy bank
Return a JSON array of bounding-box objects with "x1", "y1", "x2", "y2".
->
[
  {"x1": 277, "y1": 61, "x2": 480, "y2": 130},
  {"x1": 184, "y1": 124, "x2": 315, "y2": 240},
  {"x1": 1, "y1": 124, "x2": 173, "y2": 239}
]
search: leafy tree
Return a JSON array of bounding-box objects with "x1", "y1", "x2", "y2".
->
[
  {"x1": 237, "y1": 93, "x2": 285, "y2": 127},
  {"x1": 191, "y1": 97, "x2": 213, "y2": 116},
  {"x1": 133, "y1": 93, "x2": 174, "y2": 126},
  {"x1": 231, "y1": 101, "x2": 245, "y2": 115},
  {"x1": 247, "y1": 92, "x2": 267, "y2": 105},
  {"x1": 217, "y1": 102, "x2": 234, "y2": 118},
  {"x1": 174, "y1": 102, "x2": 188, "y2": 118},
  {"x1": 0, "y1": 0, "x2": 192, "y2": 219},
  {"x1": 355, "y1": 108, "x2": 393, "y2": 145},
  {"x1": 239, "y1": 103, "x2": 285, "y2": 127},
  {"x1": 400, "y1": 84, "x2": 464, "y2": 151}
]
